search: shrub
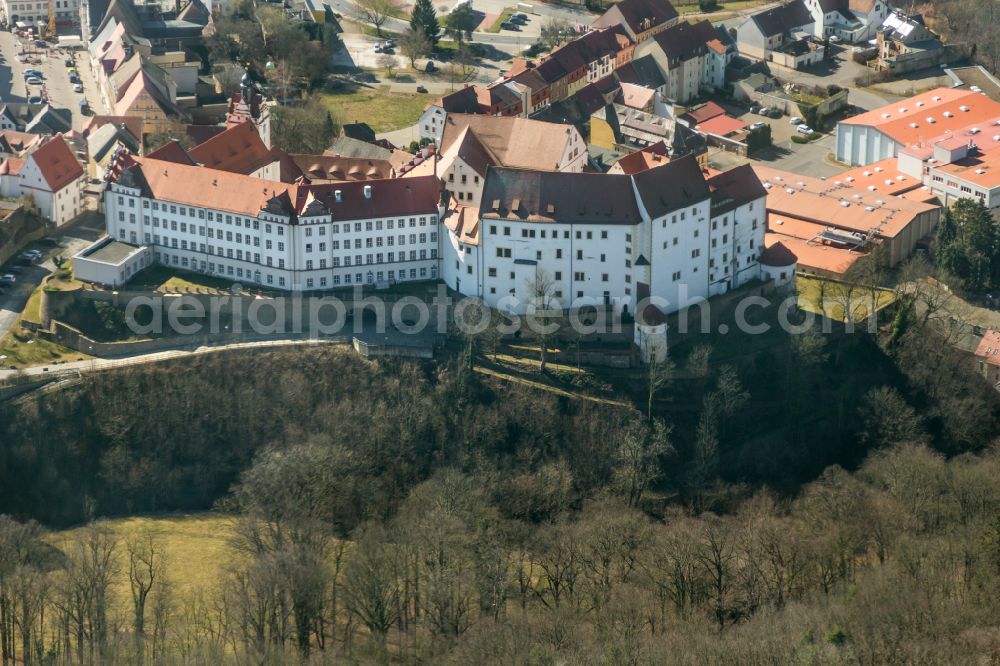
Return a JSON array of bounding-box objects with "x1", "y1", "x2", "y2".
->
[
  {"x1": 698, "y1": 0, "x2": 720, "y2": 11},
  {"x1": 791, "y1": 135, "x2": 808, "y2": 144}
]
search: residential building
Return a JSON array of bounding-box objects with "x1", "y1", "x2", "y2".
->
[
  {"x1": 442, "y1": 158, "x2": 768, "y2": 314},
  {"x1": 0, "y1": 135, "x2": 85, "y2": 226},
  {"x1": 875, "y1": 9, "x2": 947, "y2": 72},
  {"x1": 974, "y1": 330, "x2": 1000, "y2": 387},
  {"x1": 756, "y1": 166, "x2": 940, "y2": 276},
  {"x1": 2, "y1": 0, "x2": 78, "y2": 27},
  {"x1": 608, "y1": 141, "x2": 670, "y2": 174},
  {"x1": 590, "y1": 103, "x2": 707, "y2": 161},
  {"x1": 632, "y1": 19, "x2": 733, "y2": 104},
  {"x1": 103, "y1": 152, "x2": 442, "y2": 291},
  {"x1": 736, "y1": 0, "x2": 823, "y2": 69},
  {"x1": 436, "y1": 114, "x2": 588, "y2": 210},
  {"x1": 835, "y1": 87, "x2": 1000, "y2": 165},
  {"x1": 803, "y1": 0, "x2": 891, "y2": 42},
  {"x1": 592, "y1": 0, "x2": 679, "y2": 43},
  {"x1": 418, "y1": 86, "x2": 483, "y2": 144}
]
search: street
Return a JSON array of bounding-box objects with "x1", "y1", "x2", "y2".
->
[
  {"x1": 0, "y1": 214, "x2": 102, "y2": 341},
  {"x1": 0, "y1": 30, "x2": 106, "y2": 131}
]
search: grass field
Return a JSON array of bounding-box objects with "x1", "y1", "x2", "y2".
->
[
  {"x1": 320, "y1": 88, "x2": 429, "y2": 133},
  {"x1": 125, "y1": 264, "x2": 237, "y2": 293},
  {"x1": 50, "y1": 513, "x2": 241, "y2": 605},
  {"x1": 486, "y1": 7, "x2": 516, "y2": 33},
  {"x1": 797, "y1": 274, "x2": 896, "y2": 322}
]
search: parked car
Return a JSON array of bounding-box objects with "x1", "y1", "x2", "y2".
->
[
  {"x1": 789, "y1": 116, "x2": 803, "y2": 125},
  {"x1": 757, "y1": 106, "x2": 771, "y2": 116},
  {"x1": 64, "y1": 57, "x2": 73, "y2": 66},
  {"x1": 22, "y1": 249, "x2": 42, "y2": 261},
  {"x1": 425, "y1": 60, "x2": 436, "y2": 72},
  {"x1": 23, "y1": 68, "x2": 41, "y2": 78},
  {"x1": 27, "y1": 96, "x2": 43, "y2": 104},
  {"x1": 501, "y1": 21, "x2": 518, "y2": 30},
  {"x1": 416, "y1": 85, "x2": 428, "y2": 93},
  {"x1": 33, "y1": 39, "x2": 46, "y2": 48},
  {"x1": 25, "y1": 76, "x2": 41, "y2": 86},
  {"x1": 373, "y1": 43, "x2": 382, "y2": 53},
  {"x1": 514, "y1": 12, "x2": 528, "y2": 20},
  {"x1": 69, "y1": 73, "x2": 79, "y2": 84},
  {"x1": 796, "y1": 124, "x2": 813, "y2": 135},
  {"x1": 5, "y1": 265, "x2": 22, "y2": 274},
  {"x1": 383, "y1": 38, "x2": 395, "y2": 48},
  {"x1": 748, "y1": 121, "x2": 766, "y2": 131},
  {"x1": 971, "y1": 85, "x2": 982, "y2": 92},
  {"x1": 0, "y1": 274, "x2": 15, "y2": 286},
  {"x1": 73, "y1": 83, "x2": 83, "y2": 93}
]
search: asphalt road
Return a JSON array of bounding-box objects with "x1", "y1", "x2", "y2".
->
[
  {"x1": 0, "y1": 215, "x2": 102, "y2": 342},
  {"x1": 0, "y1": 30, "x2": 106, "y2": 130}
]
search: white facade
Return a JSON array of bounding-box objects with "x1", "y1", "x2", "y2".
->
[
  {"x1": 836, "y1": 123, "x2": 898, "y2": 166},
  {"x1": 16, "y1": 157, "x2": 84, "y2": 227},
  {"x1": 805, "y1": 0, "x2": 890, "y2": 42},
  {"x1": 105, "y1": 183, "x2": 442, "y2": 292},
  {"x1": 2, "y1": 0, "x2": 78, "y2": 24},
  {"x1": 73, "y1": 236, "x2": 152, "y2": 287},
  {"x1": 419, "y1": 104, "x2": 447, "y2": 144}
]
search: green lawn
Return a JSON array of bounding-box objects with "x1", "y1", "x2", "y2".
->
[
  {"x1": 124, "y1": 264, "x2": 238, "y2": 293},
  {"x1": 797, "y1": 275, "x2": 896, "y2": 322},
  {"x1": 0, "y1": 330, "x2": 88, "y2": 368},
  {"x1": 486, "y1": 7, "x2": 516, "y2": 33},
  {"x1": 319, "y1": 87, "x2": 430, "y2": 133}
]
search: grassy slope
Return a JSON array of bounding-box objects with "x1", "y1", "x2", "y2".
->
[
  {"x1": 50, "y1": 513, "x2": 240, "y2": 604},
  {"x1": 320, "y1": 88, "x2": 429, "y2": 133}
]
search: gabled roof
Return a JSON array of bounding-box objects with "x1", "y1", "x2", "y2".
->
[
  {"x1": 187, "y1": 121, "x2": 273, "y2": 175},
  {"x1": 481, "y1": 168, "x2": 643, "y2": 225},
  {"x1": 976, "y1": 330, "x2": 1000, "y2": 367},
  {"x1": 28, "y1": 135, "x2": 84, "y2": 191},
  {"x1": 747, "y1": 0, "x2": 813, "y2": 37},
  {"x1": 114, "y1": 70, "x2": 188, "y2": 121},
  {"x1": 593, "y1": 0, "x2": 679, "y2": 36},
  {"x1": 617, "y1": 82, "x2": 655, "y2": 110},
  {"x1": 706, "y1": 163, "x2": 766, "y2": 214},
  {"x1": 696, "y1": 114, "x2": 748, "y2": 137},
  {"x1": 441, "y1": 125, "x2": 497, "y2": 177},
  {"x1": 435, "y1": 86, "x2": 484, "y2": 114},
  {"x1": 682, "y1": 101, "x2": 726, "y2": 125},
  {"x1": 147, "y1": 139, "x2": 195, "y2": 164},
  {"x1": 614, "y1": 54, "x2": 666, "y2": 89},
  {"x1": 177, "y1": 0, "x2": 210, "y2": 24},
  {"x1": 87, "y1": 122, "x2": 140, "y2": 162},
  {"x1": 84, "y1": 115, "x2": 143, "y2": 143},
  {"x1": 440, "y1": 114, "x2": 576, "y2": 172},
  {"x1": 286, "y1": 153, "x2": 394, "y2": 182},
  {"x1": 650, "y1": 19, "x2": 718, "y2": 65},
  {"x1": 25, "y1": 106, "x2": 73, "y2": 135},
  {"x1": 442, "y1": 202, "x2": 481, "y2": 245},
  {"x1": 632, "y1": 155, "x2": 711, "y2": 218},
  {"x1": 0, "y1": 130, "x2": 43, "y2": 155},
  {"x1": 612, "y1": 141, "x2": 670, "y2": 174}
]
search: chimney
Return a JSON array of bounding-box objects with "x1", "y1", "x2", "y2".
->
[
  {"x1": 335, "y1": 189, "x2": 342, "y2": 202},
  {"x1": 363, "y1": 185, "x2": 372, "y2": 199}
]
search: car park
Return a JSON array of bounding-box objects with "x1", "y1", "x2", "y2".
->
[
  {"x1": 23, "y1": 68, "x2": 41, "y2": 78},
  {"x1": 757, "y1": 106, "x2": 770, "y2": 116},
  {"x1": 514, "y1": 12, "x2": 528, "y2": 21},
  {"x1": 501, "y1": 21, "x2": 518, "y2": 30},
  {"x1": 22, "y1": 250, "x2": 42, "y2": 261},
  {"x1": 373, "y1": 43, "x2": 381, "y2": 52},
  {"x1": 25, "y1": 77, "x2": 41, "y2": 86},
  {"x1": 789, "y1": 116, "x2": 803, "y2": 125},
  {"x1": 796, "y1": 125, "x2": 813, "y2": 135}
]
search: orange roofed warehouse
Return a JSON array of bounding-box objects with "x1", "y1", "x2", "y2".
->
[{"x1": 755, "y1": 166, "x2": 941, "y2": 277}]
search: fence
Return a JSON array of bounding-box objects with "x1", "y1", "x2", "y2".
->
[{"x1": 353, "y1": 337, "x2": 434, "y2": 359}]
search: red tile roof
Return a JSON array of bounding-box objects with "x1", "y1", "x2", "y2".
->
[
  {"x1": 612, "y1": 142, "x2": 670, "y2": 174},
  {"x1": 29, "y1": 135, "x2": 83, "y2": 191},
  {"x1": 146, "y1": 139, "x2": 195, "y2": 165},
  {"x1": 976, "y1": 330, "x2": 1000, "y2": 366},
  {"x1": 187, "y1": 121, "x2": 274, "y2": 175},
  {"x1": 696, "y1": 114, "x2": 748, "y2": 137},
  {"x1": 683, "y1": 101, "x2": 726, "y2": 125}
]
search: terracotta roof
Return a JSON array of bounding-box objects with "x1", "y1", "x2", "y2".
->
[
  {"x1": 114, "y1": 70, "x2": 188, "y2": 120},
  {"x1": 976, "y1": 330, "x2": 1000, "y2": 366},
  {"x1": 849, "y1": 0, "x2": 878, "y2": 13},
  {"x1": 187, "y1": 121, "x2": 274, "y2": 175},
  {"x1": 481, "y1": 168, "x2": 642, "y2": 224},
  {"x1": 759, "y1": 238, "x2": 797, "y2": 267},
  {"x1": 764, "y1": 228, "x2": 865, "y2": 274},
  {"x1": 933, "y1": 143, "x2": 1000, "y2": 189},
  {"x1": 443, "y1": 202, "x2": 480, "y2": 245},
  {"x1": 287, "y1": 153, "x2": 394, "y2": 182},
  {"x1": 754, "y1": 166, "x2": 938, "y2": 239},
  {"x1": 593, "y1": 0, "x2": 679, "y2": 35},
  {"x1": 0, "y1": 130, "x2": 42, "y2": 155},
  {"x1": 631, "y1": 155, "x2": 710, "y2": 219},
  {"x1": 185, "y1": 124, "x2": 226, "y2": 145},
  {"x1": 617, "y1": 82, "x2": 655, "y2": 109},
  {"x1": 612, "y1": 141, "x2": 670, "y2": 174},
  {"x1": 440, "y1": 125, "x2": 497, "y2": 177},
  {"x1": 29, "y1": 135, "x2": 83, "y2": 191},
  {"x1": 146, "y1": 140, "x2": 196, "y2": 164},
  {"x1": 0, "y1": 157, "x2": 25, "y2": 176},
  {"x1": 683, "y1": 101, "x2": 726, "y2": 125},
  {"x1": 833, "y1": 158, "x2": 923, "y2": 196},
  {"x1": 435, "y1": 86, "x2": 485, "y2": 114},
  {"x1": 696, "y1": 114, "x2": 748, "y2": 137},
  {"x1": 839, "y1": 88, "x2": 1000, "y2": 147},
  {"x1": 440, "y1": 114, "x2": 577, "y2": 172},
  {"x1": 114, "y1": 156, "x2": 439, "y2": 222}
]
